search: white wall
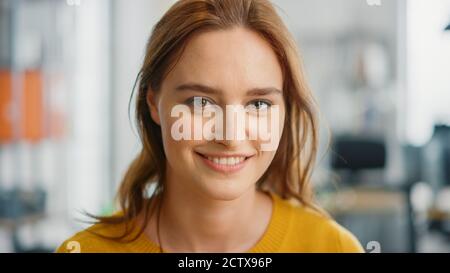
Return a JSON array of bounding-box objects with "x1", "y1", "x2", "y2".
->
[
  {"x1": 110, "y1": 0, "x2": 177, "y2": 196},
  {"x1": 405, "y1": 0, "x2": 450, "y2": 146},
  {"x1": 67, "y1": 0, "x2": 111, "y2": 218}
]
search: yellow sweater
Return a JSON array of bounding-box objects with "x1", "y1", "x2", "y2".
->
[{"x1": 56, "y1": 193, "x2": 364, "y2": 253}]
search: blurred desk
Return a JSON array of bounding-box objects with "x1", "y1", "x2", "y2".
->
[
  {"x1": 0, "y1": 213, "x2": 45, "y2": 230},
  {"x1": 321, "y1": 186, "x2": 414, "y2": 252},
  {"x1": 428, "y1": 208, "x2": 450, "y2": 221},
  {"x1": 428, "y1": 208, "x2": 450, "y2": 236},
  {"x1": 323, "y1": 187, "x2": 407, "y2": 215},
  {"x1": 0, "y1": 213, "x2": 47, "y2": 252}
]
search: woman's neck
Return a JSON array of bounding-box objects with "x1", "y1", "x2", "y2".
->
[{"x1": 145, "y1": 174, "x2": 273, "y2": 252}]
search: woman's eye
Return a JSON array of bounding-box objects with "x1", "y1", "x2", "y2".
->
[
  {"x1": 186, "y1": 96, "x2": 214, "y2": 108},
  {"x1": 247, "y1": 100, "x2": 272, "y2": 111}
]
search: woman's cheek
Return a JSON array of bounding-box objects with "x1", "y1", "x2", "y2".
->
[{"x1": 247, "y1": 108, "x2": 284, "y2": 153}]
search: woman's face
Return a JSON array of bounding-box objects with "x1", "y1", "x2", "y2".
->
[{"x1": 147, "y1": 27, "x2": 285, "y2": 201}]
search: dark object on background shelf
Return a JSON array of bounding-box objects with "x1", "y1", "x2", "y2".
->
[
  {"x1": 425, "y1": 124, "x2": 450, "y2": 189},
  {"x1": 0, "y1": 187, "x2": 48, "y2": 253},
  {"x1": 402, "y1": 145, "x2": 423, "y2": 185},
  {"x1": 443, "y1": 147, "x2": 450, "y2": 186},
  {"x1": 331, "y1": 136, "x2": 386, "y2": 170},
  {"x1": 445, "y1": 23, "x2": 450, "y2": 31},
  {"x1": 0, "y1": 187, "x2": 46, "y2": 219}
]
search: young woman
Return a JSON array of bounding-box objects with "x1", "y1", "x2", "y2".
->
[{"x1": 57, "y1": 0, "x2": 364, "y2": 253}]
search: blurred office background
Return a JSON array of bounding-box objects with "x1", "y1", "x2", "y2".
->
[{"x1": 1, "y1": 0, "x2": 450, "y2": 252}]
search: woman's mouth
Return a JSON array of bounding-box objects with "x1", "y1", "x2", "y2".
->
[{"x1": 194, "y1": 152, "x2": 253, "y2": 174}]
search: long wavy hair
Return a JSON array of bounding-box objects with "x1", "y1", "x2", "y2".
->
[{"x1": 92, "y1": 0, "x2": 322, "y2": 241}]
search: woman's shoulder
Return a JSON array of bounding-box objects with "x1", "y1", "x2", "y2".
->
[
  {"x1": 55, "y1": 220, "x2": 136, "y2": 253},
  {"x1": 272, "y1": 193, "x2": 365, "y2": 253}
]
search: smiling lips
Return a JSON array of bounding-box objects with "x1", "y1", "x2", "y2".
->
[{"x1": 195, "y1": 152, "x2": 253, "y2": 173}]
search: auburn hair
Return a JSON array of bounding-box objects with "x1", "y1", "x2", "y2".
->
[{"x1": 91, "y1": 0, "x2": 323, "y2": 241}]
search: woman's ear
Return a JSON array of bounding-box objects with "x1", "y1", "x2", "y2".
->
[{"x1": 146, "y1": 89, "x2": 161, "y2": 125}]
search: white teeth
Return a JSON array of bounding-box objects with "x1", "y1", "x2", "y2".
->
[
  {"x1": 205, "y1": 156, "x2": 246, "y2": 165},
  {"x1": 228, "y1": 157, "x2": 235, "y2": 165}
]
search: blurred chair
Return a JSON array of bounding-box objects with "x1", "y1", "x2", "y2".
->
[
  {"x1": 326, "y1": 135, "x2": 416, "y2": 252},
  {"x1": 428, "y1": 145, "x2": 450, "y2": 237},
  {"x1": 443, "y1": 146, "x2": 450, "y2": 187},
  {"x1": 331, "y1": 136, "x2": 386, "y2": 185}
]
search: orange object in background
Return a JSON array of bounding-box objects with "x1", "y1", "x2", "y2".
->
[
  {"x1": 0, "y1": 69, "x2": 44, "y2": 143},
  {"x1": 0, "y1": 70, "x2": 13, "y2": 143},
  {"x1": 21, "y1": 70, "x2": 44, "y2": 142}
]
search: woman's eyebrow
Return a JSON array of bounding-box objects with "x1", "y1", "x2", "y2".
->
[
  {"x1": 246, "y1": 87, "x2": 282, "y2": 96},
  {"x1": 175, "y1": 83, "x2": 282, "y2": 96},
  {"x1": 175, "y1": 83, "x2": 219, "y2": 94}
]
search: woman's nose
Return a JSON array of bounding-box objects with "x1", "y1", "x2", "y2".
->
[{"x1": 213, "y1": 109, "x2": 247, "y2": 147}]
